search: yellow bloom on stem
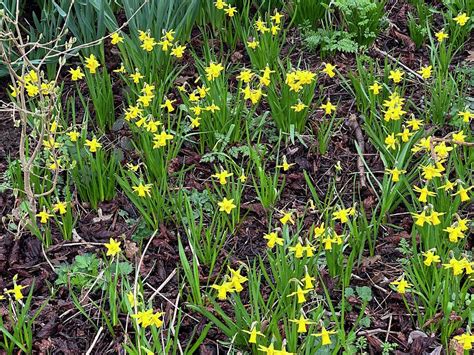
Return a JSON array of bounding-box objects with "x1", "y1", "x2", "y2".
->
[
  {"x1": 385, "y1": 167, "x2": 406, "y2": 182},
  {"x1": 390, "y1": 275, "x2": 412, "y2": 294},
  {"x1": 369, "y1": 81, "x2": 382, "y2": 95},
  {"x1": 277, "y1": 156, "x2": 295, "y2": 171},
  {"x1": 452, "y1": 131, "x2": 466, "y2": 144},
  {"x1": 397, "y1": 128, "x2": 413, "y2": 142},
  {"x1": 111, "y1": 32, "x2": 124, "y2": 45},
  {"x1": 132, "y1": 309, "x2": 164, "y2": 328},
  {"x1": 141, "y1": 37, "x2": 156, "y2": 51},
  {"x1": 314, "y1": 223, "x2": 325, "y2": 237},
  {"x1": 69, "y1": 67, "x2": 84, "y2": 81},
  {"x1": 291, "y1": 101, "x2": 308, "y2": 112},
  {"x1": 320, "y1": 99, "x2": 336, "y2": 115},
  {"x1": 218, "y1": 197, "x2": 236, "y2": 214},
  {"x1": 126, "y1": 162, "x2": 140, "y2": 172},
  {"x1": 452, "y1": 185, "x2": 472, "y2": 202},
  {"x1": 413, "y1": 185, "x2": 436, "y2": 203},
  {"x1": 411, "y1": 211, "x2": 432, "y2": 227},
  {"x1": 224, "y1": 5, "x2": 237, "y2": 17},
  {"x1": 237, "y1": 69, "x2": 254, "y2": 83},
  {"x1": 153, "y1": 131, "x2": 174, "y2": 148},
  {"x1": 205, "y1": 62, "x2": 224, "y2": 81},
  {"x1": 242, "y1": 326, "x2": 265, "y2": 344},
  {"x1": 130, "y1": 71, "x2": 144, "y2": 84},
  {"x1": 279, "y1": 211, "x2": 295, "y2": 225},
  {"x1": 255, "y1": 19, "x2": 269, "y2": 33},
  {"x1": 287, "y1": 285, "x2": 310, "y2": 304},
  {"x1": 312, "y1": 326, "x2": 336, "y2": 345},
  {"x1": 6, "y1": 283, "x2": 27, "y2": 301},
  {"x1": 454, "y1": 332, "x2": 474, "y2": 350},
  {"x1": 67, "y1": 131, "x2": 80, "y2": 142},
  {"x1": 36, "y1": 207, "x2": 53, "y2": 224},
  {"x1": 417, "y1": 65, "x2": 432, "y2": 79},
  {"x1": 443, "y1": 257, "x2": 464, "y2": 276},
  {"x1": 422, "y1": 250, "x2": 440, "y2": 266},
  {"x1": 84, "y1": 54, "x2": 100, "y2": 74},
  {"x1": 263, "y1": 232, "x2": 283, "y2": 248},
  {"x1": 322, "y1": 235, "x2": 335, "y2": 250},
  {"x1": 171, "y1": 45, "x2": 186, "y2": 58},
  {"x1": 421, "y1": 164, "x2": 443, "y2": 180},
  {"x1": 406, "y1": 116, "x2": 424, "y2": 130},
  {"x1": 258, "y1": 344, "x2": 275, "y2": 354},
  {"x1": 211, "y1": 281, "x2": 234, "y2": 300},
  {"x1": 389, "y1": 69, "x2": 404, "y2": 83},
  {"x1": 322, "y1": 63, "x2": 336, "y2": 78},
  {"x1": 428, "y1": 210, "x2": 444, "y2": 226},
  {"x1": 290, "y1": 314, "x2": 314, "y2": 333},
  {"x1": 289, "y1": 242, "x2": 305, "y2": 258},
  {"x1": 271, "y1": 11, "x2": 284, "y2": 25},
  {"x1": 53, "y1": 201, "x2": 67, "y2": 215},
  {"x1": 132, "y1": 183, "x2": 153, "y2": 197},
  {"x1": 164, "y1": 29, "x2": 175, "y2": 41},
  {"x1": 43, "y1": 136, "x2": 60, "y2": 150},
  {"x1": 190, "y1": 117, "x2": 201, "y2": 128},
  {"x1": 438, "y1": 180, "x2": 456, "y2": 192},
  {"x1": 105, "y1": 238, "x2": 121, "y2": 257},
  {"x1": 303, "y1": 272, "x2": 315, "y2": 290},
  {"x1": 214, "y1": 0, "x2": 226, "y2": 10},
  {"x1": 161, "y1": 99, "x2": 176, "y2": 112},
  {"x1": 206, "y1": 103, "x2": 220, "y2": 113},
  {"x1": 85, "y1": 138, "x2": 102, "y2": 153},
  {"x1": 247, "y1": 40, "x2": 259, "y2": 49},
  {"x1": 433, "y1": 142, "x2": 453, "y2": 159},
  {"x1": 212, "y1": 169, "x2": 233, "y2": 185},
  {"x1": 444, "y1": 224, "x2": 464, "y2": 243},
  {"x1": 458, "y1": 110, "x2": 473, "y2": 123},
  {"x1": 435, "y1": 29, "x2": 448, "y2": 42},
  {"x1": 332, "y1": 207, "x2": 355, "y2": 224},
  {"x1": 453, "y1": 13, "x2": 469, "y2": 26},
  {"x1": 158, "y1": 39, "x2": 172, "y2": 52},
  {"x1": 384, "y1": 133, "x2": 398, "y2": 150},
  {"x1": 228, "y1": 267, "x2": 247, "y2": 292}
]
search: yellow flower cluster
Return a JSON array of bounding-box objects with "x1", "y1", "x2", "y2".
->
[
  {"x1": 9, "y1": 69, "x2": 56, "y2": 98},
  {"x1": 211, "y1": 267, "x2": 248, "y2": 300}
]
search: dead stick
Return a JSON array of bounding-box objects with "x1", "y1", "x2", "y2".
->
[{"x1": 347, "y1": 114, "x2": 367, "y2": 188}]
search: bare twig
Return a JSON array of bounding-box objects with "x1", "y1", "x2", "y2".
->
[{"x1": 347, "y1": 114, "x2": 367, "y2": 188}]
